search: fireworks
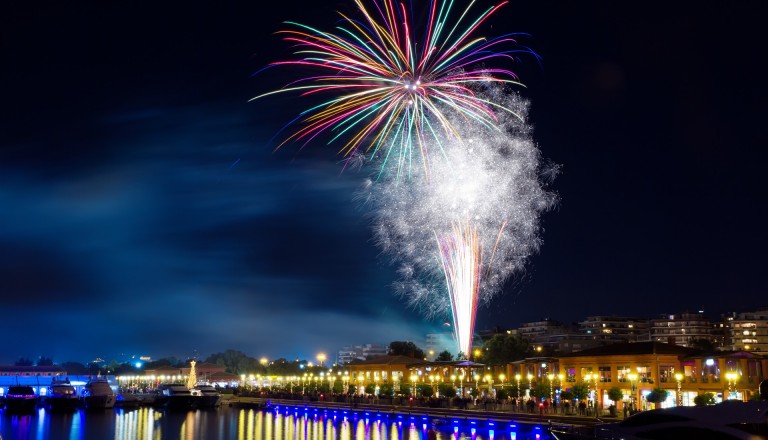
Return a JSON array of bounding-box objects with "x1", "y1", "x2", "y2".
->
[
  {"x1": 258, "y1": 0, "x2": 553, "y2": 356},
  {"x1": 252, "y1": 0, "x2": 535, "y2": 177},
  {"x1": 363, "y1": 92, "x2": 555, "y2": 355}
]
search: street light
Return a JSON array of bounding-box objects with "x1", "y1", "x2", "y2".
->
[
  {"x1": 674, "y1": 373, "x2": 683, "y2": 406},
  {"x1": 410, "y1": 374, "x2": 417, "y2": 397},
  {"x1": 317, "y1": 353, "x2": 326, "y2": 368},
  {"x1": 725, "y1": 372, "x2": 738, "y2": 399},
  {"x1": 499, "y1": 374, "x2": 505, "y2": 396},
  {"x1": 515, "y1": 374, "x2": 521, "y2": 400},
  {"x1": 628, "y1": 373, "x2": 638, "y2": 412},
  {"x1": 547, "y1": 373, "x2": 554, "y2": 403},
  {"x1": 484, "y1": 374, "x2": 493, "y2": 398},
  {"x1": 527, "y1": 373, "x2": 533, "y2": 400}
]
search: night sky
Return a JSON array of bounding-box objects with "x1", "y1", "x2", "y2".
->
[{"x1": 2, "y1": 1, "x2": 766, "y2": 364}]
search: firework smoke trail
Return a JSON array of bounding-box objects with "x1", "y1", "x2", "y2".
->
[
  {"x1": 364, "y1": 91, "x2": 556, "y2": 354},
  {"x1": 251, "y1": 0, "x2": 536, "y2": 177}
]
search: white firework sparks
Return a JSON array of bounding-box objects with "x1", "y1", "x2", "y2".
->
[{"x1": 362, "y1": 90, "x2": 556, "y2": 354}]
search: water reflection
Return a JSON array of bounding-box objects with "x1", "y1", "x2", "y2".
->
[{"x1": 0, "y1": 407, "x2": 543, "y2": 440}]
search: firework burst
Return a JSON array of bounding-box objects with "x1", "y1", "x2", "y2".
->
[
  {"x1": 252, "y1": 0, "x2": 535, "y2": 177},
  {"x1": 364, "y1": 91, "x2": 556, "y2": 354}
]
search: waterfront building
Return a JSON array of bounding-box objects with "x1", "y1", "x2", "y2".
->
[
  {"x1": 347, "y1": 356, "x2": 485, "y2": 396},
  {"x1": 553, "y1": 341, "x2": 767, "y2": 413},
  {"x1": 579, "y1": 315, "x2": 650, "y2": 343},
  {"x1": 650, "y1": 311, "x2": 713, "y2": 347},
  {"x1": 728, "y1": 308, "x2": 768, "y2": 355}
]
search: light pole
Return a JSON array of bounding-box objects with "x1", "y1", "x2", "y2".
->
[
  {"x1": 317, "y1": 353, "x2": 326, "y2": 368},
  {"x1": 628, "y1": 373, "x2": 638, "y2": 412},
  {"x1": 725, "y1": 372, "x2": 738, "y2": 399},
  {"x1": 515, "y1": 374, "x2": 521, "y2": 400},
  {"x1": 459, "y1": 370, "x2": 465, "y2": 397},
  {"x1": 410, "y1": 374, "x2": 418, "y2": 397},
  {"x1": 674, "y1": 373, "x2": 683, "y2": 406},
  {"x1": 499, "y1": 373, "x2": 505, "y2": 397},
  {"x1": 547, "y1": 373, "x2": 554, "y2": 405},
  {"x1": 527, "y1": 374, "x2": 533, "y2": 400},
  {"x1": 474, "y1": 374, "x2": 480, "y2": 399}
]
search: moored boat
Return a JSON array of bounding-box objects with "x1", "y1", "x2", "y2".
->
[
  {"x1": 82, "y1": 377, "x2": 117, "y2": 409},
  {"x1": 154, "y1": 384, "x2": 199, "y2": 410},
  {"x1": 45, "y1": 378, "x2": 79, "y2": 412},
  {"x1": 4, "y1": 385, "x2": 39, "y2": 414},
  {"x1": 191, "y1": 384, "x2": 221, "y2": 408}
]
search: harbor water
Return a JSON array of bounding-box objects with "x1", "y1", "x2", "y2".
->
[{"x1": 0, "y1": 406, "x2": 551, "y2": 440}]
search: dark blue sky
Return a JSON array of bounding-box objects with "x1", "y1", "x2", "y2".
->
[{"x1": 1, "y1": 1, "x2": 766, "y2": 364}]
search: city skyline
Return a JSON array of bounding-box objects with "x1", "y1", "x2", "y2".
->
[{"x1": 2, "y1": 1, "x2": 766, "y2": 363}]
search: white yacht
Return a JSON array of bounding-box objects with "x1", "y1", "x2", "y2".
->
[
  {"x1": 191, "y1": 384, "x2": 222, "y2": 408},
  {"x1": 82, "y1": 377, "x2": 117, "y2": 409}
]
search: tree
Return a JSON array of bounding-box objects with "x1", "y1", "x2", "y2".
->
[
  {"x1": 438, "y1": 383, "x2": 456, "y2": 398},
  {"x1": 693, "y1": 392, "x2": 716, "y2": 406},
  {"x1": 364, "y1": 383, "x2": 376, "y2": 395},
  {"x1": 388, "y1": 341, "x2": 425, "y2": 359},
  {"x1": 205, "y1": 350, "x2": 260, "y2": 375},
  {"x1": 570, "y1": 382, "x2": 590, "y2": 401},
  {"x1": 266, "y1": 358, "x2": 302, "y2": 376},
  {"x1": 496, "y1": 388, "x2": 509, "y2": 400},
  {"x1": 36, "y1": 356, "x2": 54, "y2": 366},
  {"x1": 15, "y1": 357, "x2": 33, "y2": 366},
  {"x1": 533, "y1": 382, "x2": 550, "y2": 400},
  {"x1": 379, "y1": 383, "x2": 394, "y2": 397},
  {"x1": 607, "y1": 386, "x2": 624, "y2": 403},
  {"x1": 419, "y1": 384, "x2": 434, "y2": 398},
  {"x1": 560, "y1": 390, "x2": 575, "y2": 402},
  {"x1": 645, "y1": 387, "x2": 670, "y2": 407},
  {"x1": 507, "y1": 383, "x2": 521, "y2": 399},
  {"x1": 435, "y1": 350, "x2": 454, "y2": 361},
  {"x1": 482, "y1": 334, "x2": 532, "y2": 366},
  {"x1": 61, "y1": 362, "x2": 88, "y2": 375}
]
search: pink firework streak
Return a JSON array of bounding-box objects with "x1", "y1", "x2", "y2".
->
[
  {"x1": 252, "y1": 0, "x2": 534, "y2": 177},
  {"x1": 438, "y1": 221, "x2": 482, "y2": 356}
]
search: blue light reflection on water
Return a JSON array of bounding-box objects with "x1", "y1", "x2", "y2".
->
[{"x1": 0, "y1": 407, "x2": 542, "y2": 440}]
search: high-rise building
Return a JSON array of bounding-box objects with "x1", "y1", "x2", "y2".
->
[
  {"x1": 650, "y1": 311, "x2": 713, "y2": 347},
  {"x1": 728, "y1": 308, "x2": 768, "y2": 355},
  {"x1": 579, "y1": 315, "x2": 650, "y2": 343}
]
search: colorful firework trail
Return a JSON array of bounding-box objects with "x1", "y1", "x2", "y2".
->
[
  {"x1": 437, "y1": 222, "x2": 482, "y2": 355},
  {"x1": 363, "y1": 92, "x2": 556, "y2": 355},
  {"x1": 251, "y1": 0, "x2": 535, "y2": 177}
]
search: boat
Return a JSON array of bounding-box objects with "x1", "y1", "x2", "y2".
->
[
  {"x1": 116, "y1": 392, "x2": 155, "y2": 408},
  {"x1": 3, "y1": 385, "x2": 39, "y2": 414},
  {"x1": 81, "y1": 377, "x2": 117, "y2": 409},
  {"x1": 154, "y1": 384, "x2": 200, "y2": 410},
  {"x1": 594, "y1": 399, "x2": 768, "y2": 439},
  {"x1": 45, "y1": 378, "x2": 79, "y2": 412},
  {"x1": 191, "y1": 384, "x2": 221, "y2": 408}
]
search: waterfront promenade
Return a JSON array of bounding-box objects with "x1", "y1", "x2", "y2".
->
[{"x1": 223, "y1": 395, "x2": 611, "y2": 430}]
